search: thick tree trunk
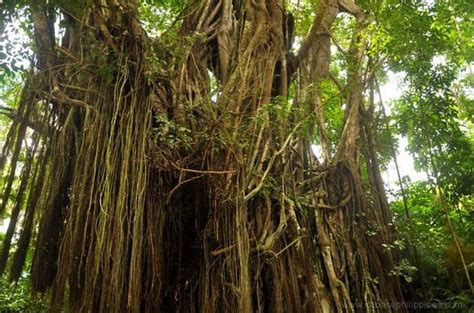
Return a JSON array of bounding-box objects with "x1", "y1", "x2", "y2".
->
[{"x1": 0, "y1": 0, "x2": 409, "y2": 312}]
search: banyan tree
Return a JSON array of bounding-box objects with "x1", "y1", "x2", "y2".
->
[{"x1": 0, "y1": 0, "x2": 411, "y2": 311}]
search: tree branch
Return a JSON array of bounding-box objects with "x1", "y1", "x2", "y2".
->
[{"x1": 291, "y1": 0, "x2": 339, "y2": 74}]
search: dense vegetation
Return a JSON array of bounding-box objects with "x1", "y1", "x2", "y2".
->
[{"x1": 0, "y1": 0, "x2": 472, "y2": 311}]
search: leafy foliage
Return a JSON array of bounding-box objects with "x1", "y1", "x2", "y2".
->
[
  {"x1": 391, "y1": 181, "x2": 474, "y2": 299},
  {"x1": 393, "y1": 63, "x2": 473, "y2": 200},
  {"x1": 0, "y1": 275, "x2": 48, "y2": 311}
]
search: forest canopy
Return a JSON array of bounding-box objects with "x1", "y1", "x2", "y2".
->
[{"x1": 0, "y1": 0, "x2": 473, "y2": 312}]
